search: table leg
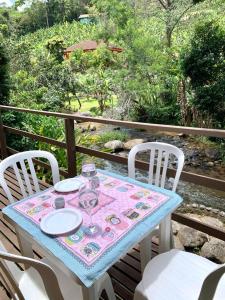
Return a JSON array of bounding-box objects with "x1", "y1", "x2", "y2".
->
[
  {"x1": 159, "y1": 214, "x2": 171, "y2": 253},
  {"x1": 82, "y1": 285, "x2": 97, "y2": 300},
  {"x1": 16, "y1": 226, "x2": 34, "y2": 269},
  {"x1": 139, "y1": 235, "x2": 152, "y2": 274},
  {"x1": 82, "y1": 273, "x2": 116, "y2": 300}
]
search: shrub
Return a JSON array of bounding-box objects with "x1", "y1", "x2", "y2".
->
[
  {"x1": 98, "y1": 130, "x2": 129, "y2": 144},
  {"x1": 181, "y1": 20, "x2": 225, "y2": 127},
  {"x1": 0, "y1": 37, "x2": 10, "y2": 105}
]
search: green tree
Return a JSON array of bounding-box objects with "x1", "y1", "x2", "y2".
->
[
  {"x1": 153, "y1": 0, "x2": 205, "y2": 47},
  {"x1": 181, "y1": 20, "x2": 225, "y2": 127},
  {"x1": 46, "y1": 36, "x2": 64, "y2": 62},
  {"x1": 0, "y1": 37, "x2": 10, "y2": 105}
]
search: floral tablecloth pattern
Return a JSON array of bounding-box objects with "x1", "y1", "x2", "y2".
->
[{"x1": 3, "y1": 169, "x2": 182, "y2": 287}]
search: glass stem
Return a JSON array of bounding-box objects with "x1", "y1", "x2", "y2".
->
[
  {"x1": 88, "y1": 178, "x2": 92, "y2": 189},
  {"x1": 89, "y1": 209, "x2": 93, "y2": 227}
]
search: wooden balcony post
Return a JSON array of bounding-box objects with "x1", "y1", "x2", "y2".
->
[
  {"x1": 0, "y1": 109, "x2": 7, "y2": 159},
  {"x1": 64, "y1": 118, "x2": 77, "y2": 177}
]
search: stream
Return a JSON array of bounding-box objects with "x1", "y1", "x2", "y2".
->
[{"x1": 81, "y1": 122, "x2": 225, "y2": 213}]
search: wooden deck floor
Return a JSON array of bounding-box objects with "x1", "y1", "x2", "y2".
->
[{"x1": 0, "y1": 169, "x2": 159, "y2": 300}]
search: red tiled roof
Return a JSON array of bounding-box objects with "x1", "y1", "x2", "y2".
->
[{"x1": 64, "y1": 40, "x2": 123, "y2": 53}]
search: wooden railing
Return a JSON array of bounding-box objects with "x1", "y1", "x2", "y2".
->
[{"x1": 0, "y1": 105, "x2": 225, "y2": 241}]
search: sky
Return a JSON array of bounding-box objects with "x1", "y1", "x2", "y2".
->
[{"x1": 0, "y1": 0, "x2": 14, "y2": 7}]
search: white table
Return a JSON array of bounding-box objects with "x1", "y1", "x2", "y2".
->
[{"x1": 3, "y1": 170, "x2": 182, "y2": 299}]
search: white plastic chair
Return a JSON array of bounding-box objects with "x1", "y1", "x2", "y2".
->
[
  {"x1": 128, "y1": 142, "x2": 184, "y2": 191},
  {"x1": 0, "y1": 150, "x2": 60, "y2": 203},
  {"x1": 128, "y1": 142, "x2": 185, "y2": 270},
  {"x1": 134, "y1": 249, "x2": 225, "y2": 300},
  {"x1": 0, "y1": 241, "x2": 116, "y2": 300}
]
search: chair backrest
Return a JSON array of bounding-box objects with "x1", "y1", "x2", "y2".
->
[
  {"x1": 0, "y1": 241, "x2": 64, "y2": 300},
  {"x1": 0, "y1": 150, "x2": 60, "y2": 203},
  {"x1": 128, "y1": 142, "x2": 184, "y2": 191},
  {"x1": 198, "y1": 263, "x2": 225, "y2": 300}
]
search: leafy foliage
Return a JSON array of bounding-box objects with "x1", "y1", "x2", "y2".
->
[
  {"x1": 0, "y1": 37, "x2": 10, "y2": 105},
  {"x1": 98, "y1": 130, "x2": 129, "y2": 144},
  {"x1": 181, "y1": 20, "x2": 225, "y2": 126},
  {"x1": 0, "y1": 0, "x2": 224, "y2": 129}
]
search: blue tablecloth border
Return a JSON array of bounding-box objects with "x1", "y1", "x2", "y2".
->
[{"x1": 3, "y1": 169, "x2": 182, "y2": 287}]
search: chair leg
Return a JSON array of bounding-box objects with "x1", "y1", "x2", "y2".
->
[
  {"x1": 170, "y1": 225, "x2": 175, "y2": 249},
  {"x1": 82, "y1": 273, "x2": 116, "y2": 300},
  {"x1": 134, "y1": 283, "x2": 148, "y2": 300}
]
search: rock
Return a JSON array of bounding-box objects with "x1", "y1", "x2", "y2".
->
[
  {"x1": 191, "y1": 162, "x2": 200, "y2": 167},
  {"x1": 177, "y1": 133, "x2": 188, "y2": 138},
  {"x1": 113, "y1": 127, "x2": 121, "y2": 131},
  {"x1": 201, "y1": 238, "x2": 225, "y2": 263},
  {"x1": 104, "y1": 140, "x2": 124, "y2": 151},
  {"x1": 200, "y1": 216, "x2": 224, "y2": 229},
  {"x1": 117, "y1": 151, "x2": 128, "y2": 158},
  {"x1": 79, "y1": 127, "x2": 87, "y2": 133},
  {"x1": 192, "y1": 203, "x2": 199, "y2": 208},
  {"x1": 211, "y1": 208, "x2": 219, "y2": 214},
  {"x1": 173, "y1": 136, "x2": 180, "y2": 141},
  {"x1": 136, "y1": 176, "x2": 148, "y2": 183},
  {"x1": 79, "y1": 111, "x2": 92, "y2": 117},
  {"x1": 205, "y1": 148, "x2": 220, "y2": 160},
  {"x1": 173, "y1": 235, "x2": 184, "y2": 250},
  {"x1": 90, "y1": 124, "x2": 96, "y2": 131},
  {"x1": 124, "y1": 139, "x2": 145, "y2": 150},
  {"x1": 172, "y1": 221, "x2": 184, "y2": 235},
  {"x1": 219, "y1": 211, "x2": 225, "y2": 217},
  {"x1": 200, "y1": 204, "x2": 206, "y2": 210},
  {"x1": 205, "y1": 161, "x2": 214, "y2": 167},
  {"x1": 178, "y1": 227, "x2": 208, "y2": 248},
  {"x1": 185, "y1": 149, "x2": 199, "y2": 159}
]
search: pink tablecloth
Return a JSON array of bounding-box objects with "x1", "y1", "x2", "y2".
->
[{"x1": 12, "y1": 172, "x2": 169, "y2": 266}]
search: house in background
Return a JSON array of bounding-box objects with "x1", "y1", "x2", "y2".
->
[
  {"x1": 63, "y1": 40, "x2": 123, "y2": 59},
  {"x1": 78, "y1": 14, "x2": 97, "y2": 25}
]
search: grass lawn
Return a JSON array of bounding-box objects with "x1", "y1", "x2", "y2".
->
[{"x1": 66, "y1": 97, "x2": 118, "y2": 112}]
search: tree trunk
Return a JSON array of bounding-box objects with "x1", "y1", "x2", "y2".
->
[
  {"x1": 177, "y1": 79, "x2": 192, "y2": 126},
  {"x1": 166, "y1": 27, "x2": 172, "y2": 48}
]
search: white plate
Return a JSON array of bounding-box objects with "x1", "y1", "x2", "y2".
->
[
  {"x1": 40, "y1": 208, "x2": 82, "y2": 236},
  {"x1": 54, "y1": 178, "x2": 83, "y2": 193}
]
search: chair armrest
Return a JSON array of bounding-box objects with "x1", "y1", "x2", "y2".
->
[{"x1": 198, "y1": 264, "x2": 225, "y2": 300}]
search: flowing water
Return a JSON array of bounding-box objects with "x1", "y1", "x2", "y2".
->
[{"x1": 92, "y1": 125, "x2": 225, "y2": 212}]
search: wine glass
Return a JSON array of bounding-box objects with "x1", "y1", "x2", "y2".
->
[
  {"x1": 81, "y1": 158, "x2": 97, "y2": 188},
  {"x1": 78, "y1": 186, "x2": 101, "y2": 236}
]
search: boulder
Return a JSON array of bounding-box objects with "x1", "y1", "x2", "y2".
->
[
  {"x1": 200, "y1": 216, "x2": 224, "y2": 229},
  {"x1": 172, "y1": 221, "x2": 184, "y2": 235},
  {"x1": 117, "y1": 151, "x2": 128, "y2": 158},
  {"x1": 205, "y1": 148, "x2": 220, "y2": 160},
  {"x1": 124, "y1": 139, "x2": 145, "y2": 150},
  {"x1": 174, "y1": 236, "x2": 184, "y2": 250},
  {"x1": 90, "y1": 124, "x2": 96, "y2": 131},
  {"x1": 104, "y1": 140, "x2": 124, "y2": 151},
  {"x1": 205, "y1": 161, "x2": 214, "y2": 167},
  {"x1": 178, "y1": 227, "x2": 208, "y2": 248},
  {"x1": 201, "y1": 238, "x2": 225, "y2": 263}
]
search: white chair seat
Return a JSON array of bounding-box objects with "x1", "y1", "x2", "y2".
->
[
  {"x1": 19, "y1": 259, "x2": 82, "y2": 300},
  {"x1": 135, "y1": 249, "x2": 225, "y2": 300}
]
